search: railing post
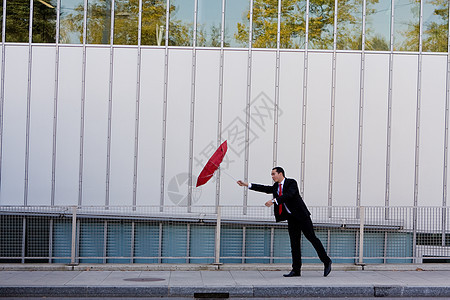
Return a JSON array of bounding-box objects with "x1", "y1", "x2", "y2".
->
[
  {"x1": 358, "y1": 206, "x2": 365, "y2": 265},
  {"x1": 214, "y1": 206, "x2": 222, "y2": 265},
  {"x1": 69, "y1": 206, "x2": 78, "y2": 265},
  {"x1": 412, "y1": 206, "x2": 418, "y2": 263},
  {"x1": 442, "y1": 206, "x2": 447, "y2": 247}
]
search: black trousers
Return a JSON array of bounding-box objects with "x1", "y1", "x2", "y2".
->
[{"x1": 287, "y1": 215, "x2": 330, "y2": 272}]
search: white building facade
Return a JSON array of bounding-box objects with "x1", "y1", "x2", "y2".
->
[{"x1": 0, "y1": 0, "x2": 449, "y2": 264}]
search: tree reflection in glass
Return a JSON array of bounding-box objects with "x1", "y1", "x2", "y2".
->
[
  {"x1": 235, "y1": 0, "x2": 306, "y2": 49},
  {"x1": 60, "y1": 0, "x2": 113, "y2": 44},
  {"x1": 5, "y1": 0, "x2": 30, "y2": 42},
  {"x1": 141, "y1": 0, "x2": 166, "y2": 46},
  {"x1": 196, "y1": 0, "x2": 222, "y2": 47},
  {"x1": 393, "y1": 0, "x2": 419, "y2": 51},
  {"x1": 308, "y1": 0, "x2": 334, "y2": 50},
  {"x1": 33, "y1": 0, "x2": 57, "y2": 43},
  {"x1": 225, "y1": 0, "x2": 249, "y2": 47},
  {"x1": 87, "y1": 0, "x2": 112, "y2": 44},
  {"x1": 365, "y1": 0, "x2": 391, "y2": 51},
  {"x1": 251, "y1": 0, "x2": 278, "y2": 48},
  {"x1": 59, "y1": 0, "x2": 84, "y2": 43},
  {"x1": 168, "y1": 0, "x2": 194, "y2": 46},
  {"x1": 336, "y1": 0, "x2": 362, "y2": 50},
  {"x1": 422, "y1": 0, "x2": 448, "y2": 52},
  {"x1": 113, "y1": 0, "x2": 138, "y2": 45},
  {"x1": 280, "y1": 0, "x2": 306, "y2": 49}
]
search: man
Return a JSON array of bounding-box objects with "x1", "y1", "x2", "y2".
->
[{"x1": 237, "y1": 167, "x2": 332, "y2": 277}]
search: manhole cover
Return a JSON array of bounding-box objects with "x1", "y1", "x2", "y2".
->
[{"x1": 123, "y1": 277, "x2": 166, "y2": 282}]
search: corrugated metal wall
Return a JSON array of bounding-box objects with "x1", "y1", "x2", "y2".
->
[{"x1": 0, "y1": 45, "x2": 449, "y2": 210}]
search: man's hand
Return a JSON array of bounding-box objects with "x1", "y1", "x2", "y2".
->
[
  {"x1": 265, "y1": 200, "x2": 274, "y2": 207},
  {"x1": 237, "y1": 180, "x2": 248, "y2": 187}
]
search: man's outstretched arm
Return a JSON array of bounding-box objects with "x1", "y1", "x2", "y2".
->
[{"x1": 236, "y1": 180, "x2": 274, "y2": 207}]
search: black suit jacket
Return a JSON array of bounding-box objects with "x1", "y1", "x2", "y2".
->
[{"x1": 250, "y1": 178, "x2": 311, "y2": 222}]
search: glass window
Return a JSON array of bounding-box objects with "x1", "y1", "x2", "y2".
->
[
  {"x1": 224, "y1": 0, "x2": 250, "y2": 47},
  {"x1": 197, "y1": 0, "x2": 222, "y2": 47},
  {"x1": 5, "y1": 0, "x2": 30, "y2": 42},
  {"x1": 393, "y1": 0, "x2": 420, "y2": 51},
  {"x1": 59, "y1": 0, "x2": 84, "y2": 44},
  {"x1": 422, "y1": 0, "x2": 448, "y2": 52},
  {"x1": 141, "y1": 0, "x2": 166, "y2": 46},
  {"x1": 87, "y1": 0, "x2": 112, "y2": 44},
  {"x1": 365, "y1": 0, "x2": 391, "y2": 51},
  {"x1": 113, "y1": 0, "x2": 138, "y2": 45},
  {"x1": 309, "y1": 0, "x2": 334, "y2": 50},
  {"x1": 168, "y1": 0, "x2": 195, "y2": 46},
  {"x1": 336, "y1": 0, "x2": 362, "y2": 50},
  {"x1": 251, "y1": 0, "x2": 278, "y2": 48},
  {"x1": 280, "y1": 0, "x2": 306, "y2": 49},
  {"x1": 33, "y1": 0, "x2": 57, "y2": 43}
]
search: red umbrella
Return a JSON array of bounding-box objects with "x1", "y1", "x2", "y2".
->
[{"x1": 196, "y1": 140, "x2": 228, "y2": 187}]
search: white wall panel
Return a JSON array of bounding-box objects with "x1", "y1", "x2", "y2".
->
[
  {"x1": 109, "y1": 48, "x2": 138, "y2": 206},
  {"x1": 418, "y1": 55, "x2": 446, "y2": 206},
  {"x1": 136, "y1": 49, "x2": 165, "y2": 206},
  {"x1": 277, "y1": 51, "x2": 303, "y2": 185},
  {"x1": 221, "y1": 50, "x2": 248, "y2": 206},
  {"x1": 164, "y1": 49, "x2": 192, "y2": 207},
  {"x1": 361, "y1": 54, "x2": 389, "y2": 206},
  {"x1": 54, "y1": 47, "x2": 83, "y2": 206},
  {"x1": 192, "y1": 49, "x2": 220, "y2": 206},
  {"x1": 81, "y1": 47, "x2": 110, "y2": 206},
  {"x1": 332, "y1": 53, "x2": 360, "y2": 206},
  {"x1": 304, "y1": 52, "x2": 332, "y2": 206},
  {"x1": 0, "y1": 46, "x2": 29, "y2": 205},
  {"x1": 389, "y1": 55, "x2": 418, "y2": 206},
  {"x1": 27, "y1": 46, "x2": 56, "y2": 205},
  {"x1": 248, "y1": 51, "x2": 276, "y2": 206}
]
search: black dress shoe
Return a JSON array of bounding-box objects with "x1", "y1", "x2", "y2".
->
[
  {"x1": 283, "y1": 270, "x2": 300, "y2": 277},
  {"x1": 324, "y1": 260, "x2": 332, "y2": 277}
]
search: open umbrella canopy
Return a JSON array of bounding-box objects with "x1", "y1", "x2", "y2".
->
[{"x1": 196, "y1": 140, "x2": 228, "y2": 187}]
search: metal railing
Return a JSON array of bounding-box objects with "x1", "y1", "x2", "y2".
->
[{"x1": 0, "y1": 205, "x2": 449, "y2": 264}]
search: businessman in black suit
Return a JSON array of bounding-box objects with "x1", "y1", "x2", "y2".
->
[{"x1": 237, "y1": 166, "x2": 332, "y2": 277}]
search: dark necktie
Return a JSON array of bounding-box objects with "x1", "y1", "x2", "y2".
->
[{"x1": 278, "y1": 183, "x2": 282, "y2": 215}]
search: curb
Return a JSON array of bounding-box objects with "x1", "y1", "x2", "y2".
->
[{"x1": 2, "y1": 285, "x2": 450, "y2": 298}]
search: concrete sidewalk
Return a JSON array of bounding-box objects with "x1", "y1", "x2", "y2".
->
[{"x1": 1, "y1": 264, "x2": 450, "y2": 298}]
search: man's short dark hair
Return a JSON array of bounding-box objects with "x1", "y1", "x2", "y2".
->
[{"x1": 272, "y1": 166, "x2": 285, "y2": 177}]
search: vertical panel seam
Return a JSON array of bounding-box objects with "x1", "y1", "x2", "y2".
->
[
  {"x1": 187, "y1": 0, "x2": 199, "y2": 212},
  {"x1": 51, "y1": 0, "x2": 62, "y2": 206},
  {"x1": 300, "y1": 0, "x2": 310, "y2": 196},
  {"x1": 160, "y1": 1, "x2": 171, "y2": 211},
  {"x1": 51, "y1": 48, "x2": 60, "y2": 206},
  {"x1": 105, "y1": 0, "x2": 116, "y2": 207},
  {"x1": 0, "y1": 0, "x2": 7, "y2": 200},
  {"x1": 385, "y1": 0, "x2": 395, "y2": 208},
  {"x1": 328, "y1": 0, "x2": 338, "y2": 208},
  {"x1": 443, "y1": 5, "x2": 450, "y2": 208},
  {"x1": 243, "y1": 0, "x2": 254, "y2": 213},
  {"x1": 357, "y1": 0, "x2": 367, "y2": 208},
  {"x1": 442, "y1": 8, "x2": 450, "y2": 246},
  {"x1": 24, "y1": 0, "x2": 34, "y2": 205},
  {"x1": 216, "y1": 0, "x2": 226, "y2": 209},
  {"x1": 272, "y1": 0, "x2": 282, "y2": 168},
  {"x1": 78, "y1": 0, "x2": 89, "y2": 206},
  {"x1": 132, "y1": 0, "x2": 143, "y2": 208},
  {"x1": 414, "y1": 0, "x2": 424, "y2": 208}
]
